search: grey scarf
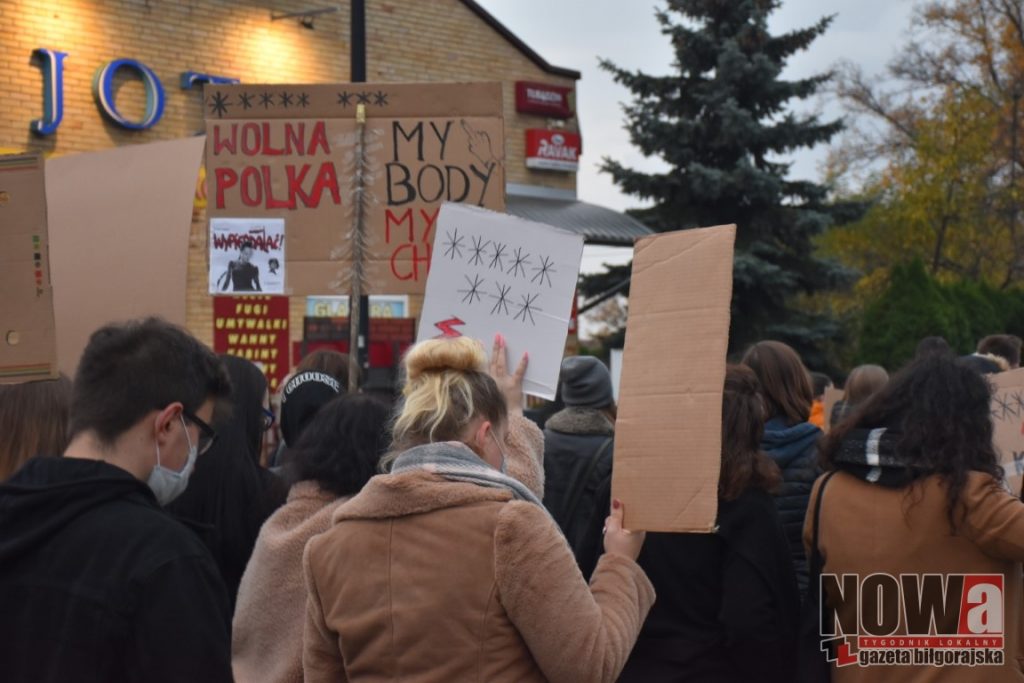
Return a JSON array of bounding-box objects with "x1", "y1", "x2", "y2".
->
[{"x1": 391, "y1": 441, "x2": 543, "y2": 506}]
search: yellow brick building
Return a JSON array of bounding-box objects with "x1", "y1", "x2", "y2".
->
[{"x1": 1, "y1": 0, "x2": 646, "y2": 378}]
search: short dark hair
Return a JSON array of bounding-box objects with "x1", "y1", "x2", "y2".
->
[
  {"x1": 282, "y1": 393, "x2": 390, "y2": 496},
  {"x1": 977, "y1": 334, "x2": 1022, "y2": 367},
  {"x1": 915, "y1": 336, "x2": 952, "y2": 359},
  {"x1": 69, "y1": 318, "x2": 231, "y2": 444},
  {"x1": 810, "y1": 372, "x2": 832, "y2": 399},
  {"x1": 719, "y1": 365, "x2": 781, "y2": 500},
  {"x1": 740, "y1": 340, "x2": 813, "y2": 425},
  {"x1": 296, "y1": 348, "x2": 353, "y2": 390},
  {"x1": 240, "y1": 240, "x2": 254, "y2": 251}
]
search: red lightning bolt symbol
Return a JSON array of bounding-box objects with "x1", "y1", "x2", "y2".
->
[{"x1": 434, "y1": 317, "x2": 465, "y2": 338}]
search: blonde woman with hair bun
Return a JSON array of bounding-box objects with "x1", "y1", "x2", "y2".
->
[{"x1": 303, "y1": 334, "x2": 655, "y2": 683}]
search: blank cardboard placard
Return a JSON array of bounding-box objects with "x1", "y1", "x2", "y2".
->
[
  {"x1": 612, "y1": 224, "x2": 736, "y2": 532},
  {"x1": 991, "y1": 368, "x2": 1024, "y2": 496},
  {"x1": 0, "y1": 153, "x2": 58, "y2": 384},
  {"x1": 203, "y1": 82, "x2": 505, "y2": 296},
  {"x1": 46, "y1": 137, "x2": 205, "y2": 375},
  {"x1": 416, "y1": 203, "x2": 584, "y2": 399}
]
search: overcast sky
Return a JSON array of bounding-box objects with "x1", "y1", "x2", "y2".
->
[{"x1": 478, "y1": 0, "x2": 917, "y2": 272}]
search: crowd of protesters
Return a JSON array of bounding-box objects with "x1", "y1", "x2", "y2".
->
[{"x1": 3, "y1": 319, "x2": 1024, "y2": 681}]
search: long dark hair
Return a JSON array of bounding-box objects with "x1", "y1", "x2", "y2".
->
[
  {"x1": 719, "y1": 365, "x2": 782, "y2": 500},
  {"x1": 820, "y1": 355, "x2": 1001, "y2": 528},
  {"x1": 283, "y1": 393, "x2": 390, "y2": 496},
  {"x1": 741, "y1": 340, "x2": 813, "y2": 426}
]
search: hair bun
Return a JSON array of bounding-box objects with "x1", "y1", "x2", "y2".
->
[{"x1": 404, "y1": 337, "x2": 487, "y2": 381}]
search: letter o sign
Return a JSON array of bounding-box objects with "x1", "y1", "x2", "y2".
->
[{"x1": 92, "y1": 58, "x2": 165, "y2": 130}]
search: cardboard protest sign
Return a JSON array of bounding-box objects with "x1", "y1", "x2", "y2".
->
[
  {"x1": 991, "y1": 368, "x2": 1024, "y2": 496},
  {"x1": 416, "y1": 203, "x2": 584, "y2": 399},
  {"x1": 612, "y1": 224, "x2": 737, "y2": 532},
  {"x1": 212, "y1": 296, "x2": 290, "y2": 391},
  {"x1": 0, "y1": 153, "x2": 58, "y2": 384},
  {"x1": 204, "y1": 83, "x2": 505, "y2": 296},
  {"x1": 47, "y1": 137, "x2": 205, "y2": 375},
  {"x1": 822, "y1": 386, "x2": 844, "y2": 433},
  {"x1": 209, "y1": 218, "x2": 285, "y2": 294}
]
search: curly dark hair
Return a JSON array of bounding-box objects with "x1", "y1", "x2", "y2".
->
[
  {"x1": 819, "y1": 354, "x2": 1000, "y2": 529},
  {"x1": 719, "y1": 365, "x2": 782, "y2": 500},
  {"x1": 282, "y1": 393, "x2": 390, "y2": 497}
]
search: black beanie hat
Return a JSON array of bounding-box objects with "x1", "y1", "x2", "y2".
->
[
  {"x1": 559, "y1": 356, "x2": 614, "y2": 409},
  {"x1": 280, "y1": 371, "x2": 341, "y2": 446}
]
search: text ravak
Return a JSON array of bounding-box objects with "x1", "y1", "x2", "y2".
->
[{"x1": 210, "y1": 119, "x2": 496, "y2": 210}]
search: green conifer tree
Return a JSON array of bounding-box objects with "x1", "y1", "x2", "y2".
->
[{"x1": 593, "y1": 0, "x2": 859, "y2": 365}]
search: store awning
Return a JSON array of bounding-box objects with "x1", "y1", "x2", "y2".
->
[{"x1": 505, "y1": 195, "x2": 653, "y2": 246}]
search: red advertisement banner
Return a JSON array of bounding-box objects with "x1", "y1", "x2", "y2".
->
[{"x1": 213, "y1": 295, "x2": 290, "y2": 390}]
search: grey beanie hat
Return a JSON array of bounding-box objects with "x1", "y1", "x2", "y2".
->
[{"x1": 559, "y1": 356, "x2": 614, "y2": 409}]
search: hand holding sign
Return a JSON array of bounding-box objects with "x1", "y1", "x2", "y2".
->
[{"x1": 489, "y1": 333, "x2": 527, "y2": 417}]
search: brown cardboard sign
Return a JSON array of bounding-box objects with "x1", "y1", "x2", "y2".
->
[
  {"x1": 991, "y1": 368, "x2": 1024, "y2": 496},
  {"x1": 47, "y1": 137, "x2": 205, "y2": 375},
  {"x1": 0, "y1": 153, "x2": 58, "y2": 384},
  {"x1": 203, "y1": 82, "x2": 505, "y2": 296},
  {"x1": 612, "y1": 224, "x2": 736, "y2": 532}
]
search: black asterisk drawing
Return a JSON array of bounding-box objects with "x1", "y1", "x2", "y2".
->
[
  {"x1": 337, "y1": 91, "x2": 353, "y2": 108},
  {"x1": 356, "y1": 91, "x2": 371, "y2": 105},
  {"x1": 468, "y1": 236, "x2": 489, "y2": 266},
  {"x1": 260, "y1": 92, "x2": 275, "y2": 108},
  {"x1": 280, "y1": 92, "x2": 293, "y2": 108},
  {"x1": 373, "y1": 90, "x2": 388, "y2": 106},
  {"x1": 531, "y1": 255, "x2": 557, "y2": 287},
  {"x1": 237, "y1": 92, "x2": 254, "y2": 110},
  {"x1": 208, "y1": 91, "x2": 231, "y2": 117},
  {"x1": 458, "y1": 274, "x2": 485, "y2": 305},
  {"x1": 297, "y1": 92, "x2": 310, "y2": 108},
  {"x1": 514, "y1": 293, "x2": 541, "y2": 325},
  {"x1": 442, "y1": 229, "x2": 464, "y2": 260},
  {"x1": 994, "y1": 393, "x2": 1013, "y2": 421},
  {"x1": 506, "y1": 247, "x2": 531, "y2": 278},
  {"x1": 488, "y1": 242, "x2": 507, "y2": 271},
  {"x1": 490, "y1": 283, "x2": 513, "y2": 316}
]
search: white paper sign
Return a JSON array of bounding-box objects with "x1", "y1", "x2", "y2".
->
[
  {"x1": 209, "y1": 217, "x2": 285, "y2": 295},
  {"x1": 417, "y1": 203, "x2": 584, "y2": 399}
]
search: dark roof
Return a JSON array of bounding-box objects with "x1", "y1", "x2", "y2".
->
[
  {"x1": 459, "y1": 0, "x2": 582, "y2": 80},
  {"x1": 506, "y1": 195, "x2": 653, "y2": 246}
]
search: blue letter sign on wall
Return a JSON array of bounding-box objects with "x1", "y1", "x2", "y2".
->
[
  {"x1": 180, "y1": 71, "x2": 240, "y2": 89},
  {"x1": 31, "y1": 48, "x2": 68, "y2": 135},
  {"x1": 93, "y1": 58, "x2": 166, "y2": 130}
]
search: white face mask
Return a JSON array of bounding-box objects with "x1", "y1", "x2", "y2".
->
[{"x1": 147, "y1": 415, "x2": 198, "y2": 506}]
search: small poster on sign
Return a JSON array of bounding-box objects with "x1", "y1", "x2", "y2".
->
[
  {"x1": 416, "y1": 203, "x2": 584, "y2": 399},
  {"x1": 209, "y1": 217, "x2": 285, "y2": 295}
]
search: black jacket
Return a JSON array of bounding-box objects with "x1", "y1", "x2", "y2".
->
[
  {"x1": 761, "y1": 416, "x2": 822, "y2": 594},
  {"x1": 542, "y1": 407, "x2": 614, "y2": 579},
  {"x1": 618, "y1": 489, "x2": 800, "y2": 683},
  {"x1": 0, "y1": 457, "x2": 232, "y2": 683}
]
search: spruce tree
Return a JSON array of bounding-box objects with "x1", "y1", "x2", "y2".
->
[{"x1": 594, "y1": 0, "x2": 858, "y2": 366}]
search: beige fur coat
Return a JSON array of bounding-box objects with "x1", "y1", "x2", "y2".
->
[
  {"x1": 302, "y1": 445, "x2": 654, "y2": 681},
  {"x1": 232, "y1": 482, "x2": 348, "y2": 683}
]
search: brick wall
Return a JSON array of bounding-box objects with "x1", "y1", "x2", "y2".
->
[{"x1": 1, "y1": 0, "x2": 579, "y2": 363}]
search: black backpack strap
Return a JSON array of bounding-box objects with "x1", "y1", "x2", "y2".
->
[
  {"x1": 809, "y1": 471, "x2": 840, "y2": 591},
  {"x1": 562, "y1": 437, "x2": 613, "y2": 525}
]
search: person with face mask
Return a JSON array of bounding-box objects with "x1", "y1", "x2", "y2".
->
[
  {"x1": 302, "y1": 335, "x2": 655, "y2": 683},
  {"x1": 0, "y1": 318, "x2": 234, "y2": 683}
]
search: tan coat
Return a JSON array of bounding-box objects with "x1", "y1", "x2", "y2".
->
[
  {"x1": 303, "y1": 468, "x2": 654, "y2": 683},
  {"x1": 804, "y1": 471, "x2": 1024, "y2": 683},
  {"x1": 232, "y1": 482, "x2": 348, "y2": 683}
]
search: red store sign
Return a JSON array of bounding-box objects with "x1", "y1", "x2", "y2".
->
[
  {"x1": 212, "y1": 295, "x2": 290, "y2": 391},
  {"x1": 525, "y1": 129, "x2": 581, "y2": 172},
  {"x1": 515, "y1": 81, "x2": 573, "y2": 118}
]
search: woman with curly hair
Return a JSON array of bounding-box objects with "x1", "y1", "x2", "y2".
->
[
  {"x1": 302, "y1": 335, "x2": 654, "y2": 682},
  {"x1": 807, "y1": 354, "x2": 1024, "y2": 682}
]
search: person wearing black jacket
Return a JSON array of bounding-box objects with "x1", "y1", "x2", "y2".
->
[
  {"x1": 543, "y1": 356, "x2": 616, "y2": 579},
  {"x1": 619, "y1": 365, "x2": 799, "y2": 683},
  {"x1": 0, "y1": 318, "x2": 234, "y2": 683}
]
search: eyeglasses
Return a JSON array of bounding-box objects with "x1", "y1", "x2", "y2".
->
[
  {"x1": 182, "y1": 409, "x2": 218, "y2": 455},
  {"x1": 261, "y1": 407, "x2": 275, "y2": 432}
]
